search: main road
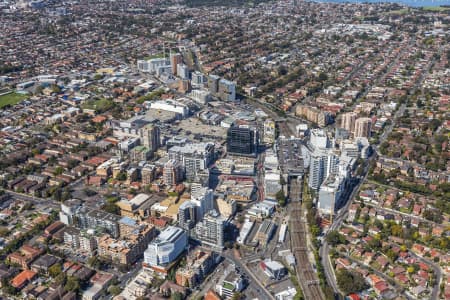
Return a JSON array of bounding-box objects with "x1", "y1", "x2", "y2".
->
[{"x1": 222, "y1": 250, "x2": 276, "y2": 300}]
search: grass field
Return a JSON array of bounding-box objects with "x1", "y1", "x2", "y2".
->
[
  {"x1": 422, "y1": 6, "x2": 450, "y2": 11},
  {"x1": 81, "y1": 98, "x2": 114, "y2": 113},
  {"x1": 0, "y1": 92, "x2": 28, "y2": 109},
  {"x1": 144, "y1": 53, "x2": 166, "y2": 60},
  {"x1": 387, "y1": 8, "x2": 409, "y2": 14}
]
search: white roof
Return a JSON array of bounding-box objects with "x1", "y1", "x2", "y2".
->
[{"x1": 130, "y1": 193, "x2": 150, "y2": 206}]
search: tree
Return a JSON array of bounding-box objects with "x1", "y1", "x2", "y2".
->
[
  {"x1": 171, "y1": 292, "x2": 184, "y2": 300},
  {"x1": 231, "y1": 292, "x2": 243, "y2": 300},
  {"x1": 64, "y1": 276, "x2": 80, "y2": 293},
  {"x1": 386, "y1": 249, "x2": 398, "y2": 262},
  {"x1": 102, "y1": 202, "x2": 119, "y2": 215},
  {"x1": 116, "y1": 172, "x2": 127, "y2": 181},
  {"x1": 49, "y1": 263, "x2": 62, "y2": 278},
  {"x1": 276, "y1": 190, "x2": 286, "y2": 207},
  {"x1": 318, "y1": 72, "x2": 328, "y2": 82},
  {"x1": 87, "y1": 256, "x2": 101, "y2": 269},
  {"x1": 108, "y1": 285, "x2": 122, "y2": 296},
  {"x1": 0, "y1": 226, "x2": 9, "y2": 237},
  {"x1": 54, "y1": 166, "x2": 64, "y2": 176},
  {"x1": 51, "y1": 84, "x2": 61, "y2": 94},
  {"x1": 336, "y1": 269, "x2": 368, "y2": 294},
  {"x1": 2, "y1": 278, "x2": 17, "y2": 295},
  {"x1": 326, "y1": 230, "x2": 345, "y2": 246},
  {"x1": 52, "y1": 188, "x2": 62, "y2": 202}
]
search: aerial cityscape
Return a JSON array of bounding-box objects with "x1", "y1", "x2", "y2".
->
[{"x1": 0, "y1": 0, "x2": 449, "y2": 300}]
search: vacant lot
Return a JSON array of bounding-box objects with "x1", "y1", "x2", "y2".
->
[{"x1": 0, "y1": 92, "x2": 28, "y2": 109}]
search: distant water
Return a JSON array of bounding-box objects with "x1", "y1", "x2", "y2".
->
[{"x1": 312, "y1": 0, "x2": 450, "y2": 7}]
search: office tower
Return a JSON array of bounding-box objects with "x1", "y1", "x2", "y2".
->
[
  {"x1": 208, "y1": 75, "x2": 220, "y2": 94},
  {"x1": 163, "y1": 159, "x2": 184, "y2": 187},
  {"x1": 194, "y1": 210, "x2": 225, "y2": 249},
  {"x1": 218, "y1": 79, "x2": 236, "y2": 101},
  {"x1": 139, "y1": 124, "x2": 160, "y2": 152},
  {"x1": 340, "y1": 112, "x2": 357, "y2": 132},
  {"x1": 263, "y1": 119, "x2": 276, "y2": 144},
  {"x1": 177, "y1": 64, "x2": 190, "y2": 80},
  {"x1": 354, "y1": 117, "x2": 372, "y2": 138},
  {"x1": 143, "y1": 226, "x2": 188, "y2": 267},
  {"x1": 226, "y1": 126, "x2": 258, "y2": 157},
  {"x1": 178, "y1": 201, "x2": 199, "y2": 230},
  {"x1": 170, "y1": 53, "x2": 183, "y2": 76}
]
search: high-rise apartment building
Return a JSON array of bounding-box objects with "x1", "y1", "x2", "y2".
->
[
  {"x1": 308, "y1": 150, "x2": 339, "y2": 191},
  {"x1": 194, "y1": 210, "x2": 225, "y2": 249},
  {"x1": 139, "y1": 124, "x2": 160, "y2": 152},
  {"x1": 178, "y1": 201, "x2": 199, "y2": 230},
  {"x1": 340, "y1": 112, "x2": 357, "y2": 133},
  {"x1": 218, "y1": 79, "x2": 236, "y2": 101},
  {"x1": 137, "y1": 58, "x2": 170, "y2": 74},
  {"x1": 318, "y1": 175, "x2": 346, "y2": 215},
  {"x1": 208, "y1": 75, "x2": 220, "y2": 94},
  {"x1": 141, "y1": 164, "x2": 156, "y2": 185},
  {"x1": 191, "y1": 71, "x2": 206, "y2": 85},
  {"x1": 310, "y1": 128, "x2": 329, "y2": 149},
  {"x1": 354, "y1": 117, "x2": 372, "y2": 138},
  {"x1": 168, "y1": 142, "x2": 214, "y2": 181},
  {"x1": 177, "y1": 64, "x2": 190, "y2": 80},
  {"x1": 75, "y1": 207, "x2": 121, "y2": 238},
  {"x1": 190, "y1": 183, "x2": 214, "y2": 218},
  {"x1": 163, "y1": 159, "x2": 184, "y2": 187},
  {"x1": 189, "y1": 89, "x2": 211, "y2": 104},
  {"x1": 170, "y1": 53, "x2": 183, "y2": 76}
]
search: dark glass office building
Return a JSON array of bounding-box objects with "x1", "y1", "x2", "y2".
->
[{"x1": 226, "y1": 126, "x2": 259, "y2": 156}]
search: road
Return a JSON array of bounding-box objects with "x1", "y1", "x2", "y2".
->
[
  {"x1": 222, "y1": 250, "x2": 276, "y2": 300},
  {"x1": 117, "y1": 260, "x2": 143, "y2": 289},
  {"x1": 5, "y1": 190, "x2": 60, "y2": 210}
]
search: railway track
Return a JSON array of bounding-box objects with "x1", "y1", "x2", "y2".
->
[{"x1": 289, "y1": 179, "x2": 325, "y2": 300}]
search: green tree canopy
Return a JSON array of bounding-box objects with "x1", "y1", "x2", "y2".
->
[{"x1": 336, "y1": 269, "x2": 368, "y2": 294}]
